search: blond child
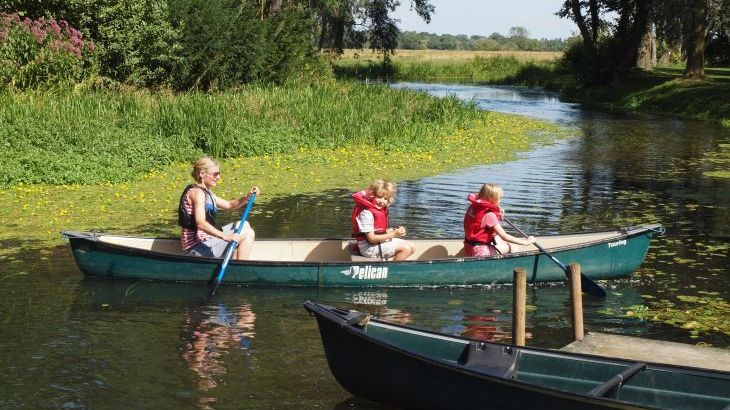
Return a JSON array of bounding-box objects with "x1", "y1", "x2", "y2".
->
[
  {"x1": 351, "y1": 180, "x2": 415, "y2": 260},
  {"x1": 463, "y1": 183, "x2": 535, "y2": 256}
]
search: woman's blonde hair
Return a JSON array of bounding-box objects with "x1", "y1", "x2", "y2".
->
[
  {"x1": 368, "y1": 179, "x2": 397, "y2": 205},
  {"x1": 191, "y1": 157, "x2": 219, "y2": 181},
  {"x1": 478, "y1": 183, "x2": 503, "y2": 203}
]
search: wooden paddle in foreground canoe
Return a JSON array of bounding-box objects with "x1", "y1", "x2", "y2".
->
[
  {"x1": 503, "y1": 217, "x2": 607, "y2": 298},
  {"x1": 63, "y1": 224, "x2": 662, "y2": 288},
  {"x1": 304, "y1": 301, "x2": 730, "y2": 410}
]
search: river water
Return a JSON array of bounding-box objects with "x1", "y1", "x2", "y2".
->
[{"x1": 1, "y1": 84, "x2": 728, "y2": 409}]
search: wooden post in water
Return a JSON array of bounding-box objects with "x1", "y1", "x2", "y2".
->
[
  {"x1": 512, "y1": 267, "x2": 526, "y2": 346},
  {"x1": 568, "y1": 263, "x2": 585, "y2": 341}
]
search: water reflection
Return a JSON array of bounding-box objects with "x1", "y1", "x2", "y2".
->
[{"x1": 180, "y1": 303, "x2": 256, "y2": 409}]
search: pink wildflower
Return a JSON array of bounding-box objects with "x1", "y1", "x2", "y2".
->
[{"x1": 50, "y1": 20, "x2": 61, "y2": 39}]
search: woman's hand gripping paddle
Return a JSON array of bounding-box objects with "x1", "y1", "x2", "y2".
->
[{"x1": 208, "y1": 193, "x2": 256, "y2": 298}]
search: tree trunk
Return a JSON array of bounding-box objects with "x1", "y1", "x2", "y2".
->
[
  {"x1": 267, "y1": 0, "x2": 282, "y2": 17},
  {"x1": 612, "y1": 0, "x2": 651, "y2": 84},
  {"x1": 588, "y1": 0, "x2": 600, "y2": 41},
  {"x1": 331, "y1": 14, "x2": 345, "y2": 54},
  {"x1": 683, "y1": 1, "x2": 707, "y2": 78},
  {"x1": 570, "y1": 0, "x2": 594, "y2": 47},
  {"x1": 318, "y1": 15, "x2": 329, "y2": 50},
  {"x1": 637, "y1": 26, "x2": 656, "y2": 70}
]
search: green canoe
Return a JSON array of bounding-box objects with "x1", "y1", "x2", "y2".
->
[
  {"x1": 304, "y1": 301, "x2": 730, "y2": 410},
  {"x1": 63, "y1": 224, "x2": 661, "y2": 287}
]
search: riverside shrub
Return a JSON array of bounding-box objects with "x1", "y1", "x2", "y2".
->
[{"x1": 0, "y1": 13, "x2": 97, "y2": 89}]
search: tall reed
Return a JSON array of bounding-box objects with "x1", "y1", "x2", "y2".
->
[{"x1": 1, "y1": 82, "x2": 483, "y2": 185}]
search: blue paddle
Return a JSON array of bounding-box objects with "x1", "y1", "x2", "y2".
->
[
  {"x1": 503, "y1": 217, "x2": 607, "y2": 298},
  {"x1": 208, "y1": 193, "x2": 256, "y2": 298}
]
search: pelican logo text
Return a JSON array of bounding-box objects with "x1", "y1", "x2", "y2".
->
[
  {"x1": 342, "y1": 265, "x2": 389, "y2": 280},
  {"x1": 608, "y1": 239, "x2": 627, "y2": 248}
]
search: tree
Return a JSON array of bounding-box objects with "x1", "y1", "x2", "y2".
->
[
  {"x1": 508, "y1": 26, "x2": 529, "y2": 38},
  {"x1": 558, "y1": 0, "x2": 654, "y2": 84},
  {"x1": 313, "y1": 0, "x2": 434, "y2": 56},
  {"x1": 655, "y1": 0, "x2": 728, "y2": 78}
]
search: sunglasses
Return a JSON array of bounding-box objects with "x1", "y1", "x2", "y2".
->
[{"x1": 209, "y1": 171, "x2": 221, "y2": 177}]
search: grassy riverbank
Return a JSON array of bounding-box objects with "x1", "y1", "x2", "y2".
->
[
  {"x1": 0, "y1": 84, "x2": 564, "y2": 254},
  {"x1": 556, "y1": 67, "x2": 730, "y2": 124},
  {"x1": 334, "y1": 49, "x2": 559, "y2": 84},
  {"x1": 2, "y1": 82, "x2": 500, "y2": 186}
]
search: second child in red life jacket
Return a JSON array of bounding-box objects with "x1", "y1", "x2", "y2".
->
[
  {"x1": 351, "y1": 180, "x2": 415, "y2": 260},
  {"x1": 463, "y1": 183, "x2": 535, "y2": 257}
]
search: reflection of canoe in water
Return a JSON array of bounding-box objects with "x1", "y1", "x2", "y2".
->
[
  {"x1": 63, "y1": 224, "x2": 660, "y2": 288},
  {"x1": 304, "y1": 301, "x2": 730, "y2": 410}
]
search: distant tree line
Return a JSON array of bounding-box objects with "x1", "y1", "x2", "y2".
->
[{"x1": 397, "y1": 28, "x2": 569, "y2": 52}]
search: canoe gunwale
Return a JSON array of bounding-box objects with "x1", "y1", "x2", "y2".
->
[
  {"x1": 63, "y1": 224, "x2": 661, "y2": 268},
  {"x1": 306, "y1": 301, "x2": 730, "y2": 376},
  {"x1": 304, "y1": 301, "x2": 730, "y2": 410}
]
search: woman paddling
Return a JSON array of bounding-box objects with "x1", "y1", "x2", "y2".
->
[
  {"x1": 463, "y1": 183, "x2": 535, "y2": 257},
  {"x1": 179, "y1": 157, "x2": 260, "y2": 260}
]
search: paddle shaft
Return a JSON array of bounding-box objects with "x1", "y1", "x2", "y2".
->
[
  {"x1": 502, "y1": 217, "x2": 606, "y2": 298},
  {"x1": 503, "y1": 219, "x2": 567, "y2": 270},
  {"x1": 209, "y1": 193, "x2": 256, "y2": 297}
]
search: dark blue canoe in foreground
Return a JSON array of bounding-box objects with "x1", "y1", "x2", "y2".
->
[{"x1": 304, "y1": 301, "x2": 730, "y2": 410}]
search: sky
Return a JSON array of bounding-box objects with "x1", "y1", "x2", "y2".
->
[{"x1": 392, "y1": 0, "x2": 577, "y2": 39}]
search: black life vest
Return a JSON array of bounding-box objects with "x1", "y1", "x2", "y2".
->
[{"x1": 178, "y1": 184, "x2": 218, "y2": 230}]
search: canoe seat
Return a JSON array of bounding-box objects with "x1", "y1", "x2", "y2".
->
[
  {"x1": 587, "y1": 362, "x2": 646, "y2": 399},
  {"x1": 458, "y1": 342, "x2": 520, "y2": 379}
]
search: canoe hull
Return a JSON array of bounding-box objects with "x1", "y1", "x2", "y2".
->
[
  {"x1": 66, "y1": 226, "x2": 658, "y2": 287},
  {"x1": 305, "y1": 302, "x2": 730, "y2": 410},
  {"x1": 312, "y1": 309, "x2": 619, "y2": 410}
]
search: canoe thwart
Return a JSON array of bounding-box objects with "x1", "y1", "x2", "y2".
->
[
  {"x1": 587, "y1": 362, "x2": 647, "y2": 399},
  {"x1": 458, "y1": 341, "x2": 520, "y2": 379}
]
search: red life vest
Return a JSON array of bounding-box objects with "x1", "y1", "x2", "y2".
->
[
  {"x1": 351, "y1": 190, "x2": 389, "y2": 240},
  {"x1": 463, "y1": 193, "x2": 501, "y2": 245}
]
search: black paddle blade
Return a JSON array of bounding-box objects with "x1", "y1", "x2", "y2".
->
[{"x1": 581, "y1": 276, "x2": 607, "y2": 298}]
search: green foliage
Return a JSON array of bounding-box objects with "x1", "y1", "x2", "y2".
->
[
  {"x1": 6, "y1": 0, "x2": 322, "y2": 89},
  {"x1": 559, "y1": 38, "x2": 623, "y2": 85},
  {"x1": 0, "y1": 13, "x2": 97, "y2": 89},
  {"x1": 92, "y1": 1, "x2": 181, "y2": 87},
  {"x1": 0, "y1": 83, "x2": 487, "y2": 185},
  {"x1": 5, "y1": 0, "x2": 181, "y2": 87},
  {"x1": 169, "y1": 0, "x2": 322, "y2": 90}
]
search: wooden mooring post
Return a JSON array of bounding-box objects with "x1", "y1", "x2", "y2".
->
[
  {"x1": 512, "y1": 264, "x2": 584, "y2": 345},
  {"x1": 568, "y1": 263, "x2": 585, "y2": 341},
  {"x1": 512, "y1": 267, "x2": 526, "y2": 346}
]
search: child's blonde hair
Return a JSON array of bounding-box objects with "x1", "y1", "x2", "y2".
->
[
  {"x1": 478, "y1": 183, "x2": 503, "y2": 203},
  {"x1": 368, "y1": 179, "x2": 397, "y2": 205},
  {"x1": 191, "y1": 156, "x2": 219, "y2": 181}
]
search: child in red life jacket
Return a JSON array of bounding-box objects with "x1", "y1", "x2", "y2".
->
[
  {"x1": 463, "y1": 183, "x2": 535, "y2": 257},
  {"x1": 351, "y1": 180, "x2": 415, "y2": 260}
]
